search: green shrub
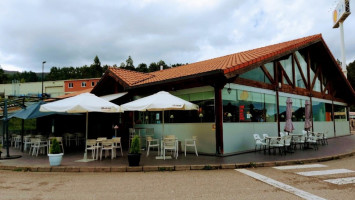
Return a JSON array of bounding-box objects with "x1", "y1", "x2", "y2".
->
[
  {"x1": 49, "y1": 138, "x2": 61, "y2": 154},
  {"x1": 129, "y1": 135, "x2": 141, "y2": 154}
]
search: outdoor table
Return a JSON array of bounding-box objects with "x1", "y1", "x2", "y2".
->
[{"x1": 265, "y1": 136, "x2": 283, "y2": 155}]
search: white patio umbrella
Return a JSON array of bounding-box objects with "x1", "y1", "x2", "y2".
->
[
  {"x1": 40, "y1": 93, "x2": 121, "y2": 161},
  {"x1": 121, "y1": 91, "x2": 199, "y2": 138}
]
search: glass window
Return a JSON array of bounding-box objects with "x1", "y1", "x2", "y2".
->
[
  {"x1": 279, "y1": 96, "x2": 306, "y2": 122},
  {"x1": 264, "y1": 62, "x2": 274, "y2": 80},
  {"x1": 334, "y1": 105, "x2": 347, "y2": 121},
  {"x1": 312, "y1": 101, "x2": 333, "y2": 121},
  {"x1": 314, "y1": 78, "x2": 321, "y2": 92},
  {"x1": 91, "y1": 81, "x2": 95, "y2": 87},
  {"x1": 139, "y1": 89, "x2": 215, "y2": 124},
  {"x1": 222, "y1": 88, "x2": 277, "y2": 122},
  {"x1": 295, "y1": 62, "x2": 306, "y2": 89},
  {"x1": 279, "y1": 55, "x2": 293, "y2": 84},
  {"x1": 81, "y1": 82, "x2": 86, "y2": 87},
  {"x1": 295, "y1": 51, "x2": 308, "y2": 80},
  {"x1": 239, "y1": 67, "x2": 271, "y2": 84},
  {"x1": 68, "y1": 83, "x2": 73, "y2": 88}
]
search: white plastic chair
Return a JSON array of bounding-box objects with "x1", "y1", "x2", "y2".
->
[
  {"x1": 306, "y1": 132, "x2": 318, "y2": 150},
  {"x1": 112, "y1": 137, "x2": 123, "y2": 157},
  {"x1": 31, "y1": 138, "x2": 48, "y2": 156},
  {"x1": 146, "y1": 136, "x2": 159, "y2": 156},
  {"x1": 269, "y1": 137, "x2": 284, "y2": 155},
  {"x1": 184, "y1": 136, "x2": 198, "y2": 157},
  {"x1": 163, "y1": 138, "x2": 178, "y2": 160},
  {"x1": 86, "y1": 139, "x2": 99, "y2": 159},
  {"x1": 279, "y1": 132, "x2": 285, "y2": 137},
  {"x1": 100, "y1": 139, "x2": 115, "y2": 160},
  {"x1": 253, "y1": 134, "x2": 267, "y2": 152},
  {"x1": 64, "y1": 133, "x2": 76, "y2": 146}
]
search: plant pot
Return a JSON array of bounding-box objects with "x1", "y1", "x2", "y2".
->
[
  {"x1": 128, "y1": 153, "x2": 141, "y2": 166},
  {"x1": 48, "y1": 153, "x2": 64, "y2": 166}
]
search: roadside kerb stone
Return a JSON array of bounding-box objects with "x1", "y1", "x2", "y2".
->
[
  {"x1": 275, "y1": 161, "x2": 288, "y2": 166},
  {"x1": 205, "y1": 164, "x2": 221, "y2": 170},
  {"x1": 37, "y1": 167, "x2": 51, "y2": 172},
  {"x1": 65, "y1": 167, "x2": 80, "y2": 172},
  {"x1": 0, "y1": 165, "x2": 16, "y2": 170},
  {"x1": 174, "y1": 165, "x2": 191, "y2": 171},
  {"x1": 235, "y1": 163, "x2": 252, "y2": 169},
  {"x1": 127, "y1": 166, "x2": 143, "y2": 172},
  {"x1": 190, "y1": 165, "x2": 205, "y2": 170},
  {"x1": 318, "y1": 156, "x2": 335, "y2": 162},
  {"x1": 94, "y1": 167, "x2": 111, "y2": 172},
  {"x1": 261, "y1": 162, "x2": 276, "y2": 167},
  {"x1": 158, "y1": 165, "x2": 174, "y2": 171},
  {"x1": 143, "y1": 166, "x2": 159, "y2": 172},
  {"x1": 79, "y1": 167, "x2": 96, "y2": 172},
  {"x1": 51, "y1": 167, "x2": 66, "y2": 172},
  {"x1": 111, "y1": 166, "x2": 126, "y2": 172},
  {"x1": 221, "y1": 163, "x2": 236, "y2": 169}
]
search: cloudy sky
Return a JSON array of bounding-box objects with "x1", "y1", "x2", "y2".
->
[{"x1": 0, "y1": 0, "x2": 354, "y2": 72}]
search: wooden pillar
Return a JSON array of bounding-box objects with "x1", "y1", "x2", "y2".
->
[
  {"x1": 274, "y1": 61, "x2": 280, "y2": 135},
  {"x1": 214, "y1": 83, "x2": 224, "y2": 155}
]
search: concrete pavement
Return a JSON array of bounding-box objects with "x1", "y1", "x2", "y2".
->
[{"x1": 1, "y1": 134, "x2": 354, "y2": 172}]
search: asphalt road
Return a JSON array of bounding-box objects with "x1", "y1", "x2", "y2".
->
[{"x1": 1, "y1": 156, "x2": 354, "y2": 200}]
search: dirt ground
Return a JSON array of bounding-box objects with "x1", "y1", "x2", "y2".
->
[{"x1": 1, "y1": 156, "x2": 354, "y2": 200}]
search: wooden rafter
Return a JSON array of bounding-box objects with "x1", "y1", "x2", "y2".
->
[
  {"x1": 292, "y1": 54, "x2": 296, "y2": 88},
  {"x1": 310, "y1": 66, "x2": 321, "y2": 91},
  {"x1": 260, "y1": 65, "x2": 275, "y2": 84},
  {"x1": 277, "y1": 61, "x2": 293, "y2": 86},
  {"x1": 293, "y1": 53, "x2": 308, "y2": 89}
]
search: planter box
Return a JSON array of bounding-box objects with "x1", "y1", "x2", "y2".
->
[
  {"x1": 48, "y1": 153, "x2": 64, "y2": 166},
  {"x1": 128, "y1": 153, "x2": 141, "y2": 166}
]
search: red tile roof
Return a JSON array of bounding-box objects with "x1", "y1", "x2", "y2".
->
[{"x1": 108, "y1": 34, "x2": 322, "y2": 87}]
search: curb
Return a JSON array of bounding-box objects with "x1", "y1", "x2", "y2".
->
[{"x1": 1, "y1": 151, "x2": 354, "y2": 173}]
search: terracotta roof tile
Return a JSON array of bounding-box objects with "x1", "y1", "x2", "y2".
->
[{"x1": 108, "y1": 34, "x2": 322, "y2": 87}]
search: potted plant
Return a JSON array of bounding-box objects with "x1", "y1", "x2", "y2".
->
[
  {"x1": 128, "y1": 135, "x2": 141, "y2": 166},
  {"x1": 48, "y1": 138, "x2": 64, "y2": 166}
]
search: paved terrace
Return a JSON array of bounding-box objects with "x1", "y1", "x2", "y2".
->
[{"x1": 1, "y1": 134, "x2": 354, "y2": 172}]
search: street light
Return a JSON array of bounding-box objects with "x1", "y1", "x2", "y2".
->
[{"x1": 42, "y1": 61, "x2": 46, "y2": 99}]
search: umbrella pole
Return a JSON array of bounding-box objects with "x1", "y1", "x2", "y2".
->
[
  {"x1": 162, "y1": 111, "x2": 165, "y2": 138},
  {"x1": 83, "y1": 112, "x2": 88, "y2": 160}
]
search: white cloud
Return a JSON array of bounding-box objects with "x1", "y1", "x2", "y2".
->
[{"x1": 0, "y1": 0, "x2": 354, "y2": 72}]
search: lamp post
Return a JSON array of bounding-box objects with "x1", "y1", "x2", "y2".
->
[{"x1": 42, "y1": 61, "x2": 46, "y2": 99}]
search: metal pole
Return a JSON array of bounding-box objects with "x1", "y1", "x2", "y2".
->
[
  {"x1": 4, "y1": 99, "x2": 10, "y2": 157},
  {"x1": 42, "y1": 61, "x2": 46, "y2": 99},
  {"x1": 339, "y1": 22, "x2": 347, "y2": 77}
]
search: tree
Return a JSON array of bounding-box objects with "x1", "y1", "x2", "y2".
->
[
  {"x1": 148, "y1": 62, "x2": 159, "y2": 72},
  {"x1": 125, "y1": 56, "x2": 135, "y2": 71},
  {"x1": 89, "y1": 55, "x2": 103, "y2": 77},
  {"x1": 347, "y1": 60, "x2": 355, "y2": 111},
  {"x1": 347, "y1": 60, "x2": 355, "y2": 90},
  {"x1": 136, "y1": 63, "x2": 148, "y2": 73},
  {"x1": 0, "y1": 67, "x2": 8, "y2": 83}
]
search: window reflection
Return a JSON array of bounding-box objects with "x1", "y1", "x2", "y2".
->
[
  {"x1": 222, "y1": 88, "x2": 277, "y2": 122},
  {"x1": 279, "y1": 97, "x2": 306, "y2": 122},
  {"x1": 312, "y1": 101, "x2": 333, "y2": 121}
]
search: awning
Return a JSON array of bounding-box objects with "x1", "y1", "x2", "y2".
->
[{"x1": 100, "y1": 92, "x2": 128, "y2": 101}]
